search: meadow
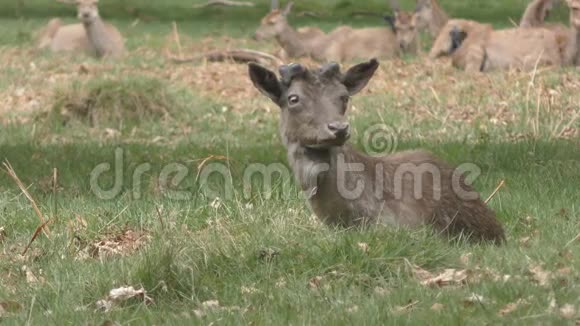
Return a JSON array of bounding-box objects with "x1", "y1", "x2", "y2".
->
[{"x1": 0, "y1": 0, "x2": 579, "y2": 324}]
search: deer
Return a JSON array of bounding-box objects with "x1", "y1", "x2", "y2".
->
[
  {"x1": 565, "y1": 0, "x2": 580, "y2": 65},
  {"x1": 37, "y1": 0, "x2": 124, "y2": 59},
  {"x1": 429, "y1": 19, "x2": 563, "y2": 72},
  {"x1": 414, "y1": 0, "x2": 449, "y2": 38},
  {"x1": 254, "y1": 1, "x2": 325, "y2": 60},
  {"x1": 254, "y1": 1, "x2": 417, "y2": 62},
  {"x1": 385, "y1": 3, "x2": 422, "y2": 55},
  {"x1": 519, "y1": 0, "x2": 571, "y2": 54},
  {"x1": 247, "y1": 59, "x2": 506, "y2": 244}
]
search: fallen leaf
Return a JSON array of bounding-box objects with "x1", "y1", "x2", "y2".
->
[
  {"x1": 498, "y1": 299, "x2": 528, "y2": 316},
  {"x1": 96, "y1": 286, "x2": 153, "y2": 312},
  {"x1": 460, "y1": 252, "x2": 472, "y2": 265},
  {"x1": 529, "y1": 265, "x2": 552, "y2": 287},
  {"x1": 431, "y1": 303, "x2": 445, "y2": 311},
  {"x1": 406, "y1": 260, "x2": 433, "y2": 281},
  {"x1": 0, "y1": 226, "x2": 6, "y2": 243},
  {"x1": 463, "y1": 293, "x2": 486, "y2": 307},
  {"x1": 421, "y1": 269, "x2": 469, "y2": 287},
  {"x1": 357, "y1": 242, "x2": 369, "y2": 253},
  {"x1": 560, "y1": 304, "x2": 577, "y2": 319},
  {"x1": 519, "y1": 236, "x2": 531, "y2": 247},
  {"x1": 240, "y1": 286, "x2": 259, "y2": 295},
  {"x1": 393, "y1": 300, "x2": 419, "y2": 314},
  {"x1": 308, "y1": 276, "x2": 322, "y2": 289},
  {"x1": 22, "y1": 265, "x2": 44, "y2": 284}
]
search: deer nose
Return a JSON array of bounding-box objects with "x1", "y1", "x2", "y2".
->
[{"x1": 328, "y1": 122, "x2": 350, "y2": 138}]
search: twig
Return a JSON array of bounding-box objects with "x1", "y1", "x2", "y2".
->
[
  {"x1": 22, "y1": 220, "x2": 51, "y2": 255},
  {"x1": 485, "y1": 179, "x2": 505, "y2": 204},
  {"x1": 2, "y1": 161, "x2": 51, "y2": 237},
  {"x1": 172, "y1": 21, "x2": 183, "y2": 61},
  {"x1": 155, "y1": 205, "x2": 165, "y2": 230},
  {"x1": 564, "y1": 232, "x2": 580, "y2": 248},
  {"x1": 168, "y1": 48, "x2": 283, "y2": 66},
  {"x1": 193, "y1": 0, "x2": 255, "y2": 8},
  {"x1": 52, "y1": 168, "x2": 58, "y2": 223}
]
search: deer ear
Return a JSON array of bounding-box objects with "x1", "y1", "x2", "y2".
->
[
  {"x1": 248, "y1": 63, "x2": 282, "y2": 104},
  {"x1": 342, "y1": 59, "x2": 379, "y2": 95},
  {"x1": 384, "y1": 15, "x2": 396, "y2": 31},
  {"x1": 282, "y1": 2, "x2": 294, "y2": 16}
]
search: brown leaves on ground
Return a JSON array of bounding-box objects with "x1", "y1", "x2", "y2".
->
[
  {"x1": 497, "y1": 298, "x2": 529, "y2": 316},
  {"x1": 75, "y1": 228, "x2": 150, "y2": 260}
]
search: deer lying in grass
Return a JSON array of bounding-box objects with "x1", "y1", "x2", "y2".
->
[
  {"x1": 254, "y1": 2, "x2": 325, "y2": 60},
  {"x1": 254, "y1": 2, "x2": 416, "y2": 61},
  {"x1": 37, "y1": 0, "x2": 124, "y2": 58},
  {"x1": 565, "y1": 0, "x2": 580, "y2": 65},
  {"x1": 429, "y1": 19, "x2": 562, "y2": 72},
  {"x1": 386, "y1": 4, "x2": 422, "y2": 55},
  {"x1": 248, "y1": 59, "x2": 506, "y2": 244},
  {"x1": 414, "y1": 0, "x2": 449, "y2": 38}
]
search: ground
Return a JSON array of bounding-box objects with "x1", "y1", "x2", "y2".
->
[{"x1": 0, "y1": 0, "x2": 579, "y2": 324}]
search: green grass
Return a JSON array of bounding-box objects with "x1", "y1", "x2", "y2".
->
[{"x1": 0, "y1": 0, "x2": 579, "y2": 324}]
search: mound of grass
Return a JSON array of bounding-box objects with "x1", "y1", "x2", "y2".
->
[{"x1": 49, "y1": 76, "x2": 177, "y2": 130}]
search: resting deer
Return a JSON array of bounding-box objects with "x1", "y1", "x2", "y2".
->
[
  {"x1": 414, "y1": 0, "x2": 449, "y2": 38},
  {"x1": 565, "y1": 0, "x2": 580, "y2": 65},
  {"x1": 37, "y1": 0, "x2": 124, "y2": 58},
  {"x1": 429, "y1": 19, "x2": 562, "y2": 72},
  {"x1": 248, "y1": 59, "x2": 506, "y2": 244},
  {"x1": 254, "y1": 1, "x2": 416, "y2": 62},
  {"x1": 385, "y1": 3, "x2": 422, "y2": 55},
  {"x1": 254, "y1": 1, "x2": 325, "y2": 60}
]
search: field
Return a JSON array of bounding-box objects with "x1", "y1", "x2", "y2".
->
[{"x1": 0, "y1": 0, "x2": 579, "y2": 324}]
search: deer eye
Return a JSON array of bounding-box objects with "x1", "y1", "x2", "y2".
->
[{"x1": 288, "y1": 94, "x2": 300, "y2": 105}]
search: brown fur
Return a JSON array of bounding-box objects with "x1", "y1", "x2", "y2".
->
[
  {"x1": 248, "y1": 59, "x2": 506, "y2": 244},
  {"x1": 520, "y1": 0, "x2": 556, "y2": 27},
  {"x1": 565, "y1": 0, "x2": 580, "y2": 65},
  {"x1": 37, "y1": 0, "x2": 124, "y2": 58},
  {"x1": 254, "y1": 3, "x2": 403, "y2": 61},
  {"x1": 414, "y1": 0, "x2": 449, "y2": 38},
  {"x1": 430, "y1": 19, "x2": 562, "y2": 72},
  {"x1": 393, "y1": 11, "x2": 421, "y2": 54}
]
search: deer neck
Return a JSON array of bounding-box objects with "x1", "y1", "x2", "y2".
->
[
  {"x1": 83, "y1": 17, "x2": 109, "y2": 58},
  {"x1": 429, "y1": 4, "x2": 449, "y2": 37},
  {"x1": 275, "y1": 22, "x2": 307, "y2": 58}
]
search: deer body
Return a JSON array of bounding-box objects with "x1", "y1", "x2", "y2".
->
[
  {"x1": 37, "y1": 0, "x2": 124, "y2": 58},
  {"x1": 249, "y1": 59, "x2": 506, "y2": 243},
  {"x1": 255, "y1": 3, "x2": 403, "y2": 62},
  {"x1": 565, "y1": 0, "x2": 580, "y2": 65},
  {"x1": 430, "y1": 19, "x2": 562, "y2": 72}
]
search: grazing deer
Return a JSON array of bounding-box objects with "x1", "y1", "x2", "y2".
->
[
  {"x1": 254, "y1": 1, "x2": 413, "y2": 62},
  {"x1": 248, "y1": 59, "x2": 506, "y2": 244},
  {"x1": 414, "y1": 0, "x2": 449, "y2": 38},
  {"x1": 565, "y1": 0, "x2": 580, "y2": 65},
  {"x1": 429, "y1": 19, "x2": 562, "y2": 72},
  {"x1": 37, "y1": 0, "x2": 124, "y2": 58}
]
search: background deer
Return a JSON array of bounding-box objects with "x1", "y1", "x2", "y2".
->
[
  {"x1": 37, "y1": 0, "x2": 124, "y2": 58},
  {"x1": 414, "y1": 0, "x2": 449, "y2": 38},
  {"x1": 430, "y1": 19, "x2": 562, "y2": 72},
  {"x1": 254, "y1": 1, "x2": 416, "y2": 62},
  {"x1": 565, "y1": 0, "x2": 580, "y2": 64},
  {"x1": 248, "y1": 59, "x2": 506, "y2": 243}
]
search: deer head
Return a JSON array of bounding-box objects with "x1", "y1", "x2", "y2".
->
[
  {"x1": 248, "y1": 59, "x2": 379, "y2": 149},
  {"x1": 254, "y1": 2, "x2": 293, "y2": 40}
]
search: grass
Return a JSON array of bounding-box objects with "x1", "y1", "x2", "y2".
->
[{"x1": 0, "y1": 0, "x2": 579, "y2": 324}]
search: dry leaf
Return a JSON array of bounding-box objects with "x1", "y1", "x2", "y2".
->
[
  {"x1": 393, "y1": 300, "x2": 419, "y2": 314},
  {"x1": 96, "y1": 286, "x2": 153, "y2": 312},
  {"x1": 460, "y1": 252, "x2": 472, "y2": 265},
  {"x1": 0, "y1": 226, "x2": 6, "y2": 243},
  {"x1": 308, "y1": 276, "x2": 322, "y2": 289},
  {"x1": 22, "y1": 265, "x2": 44, "y2": 284},
  {"x1": 240, "y1": 286, "x2": 259, "y2": 295},
  {"x1": 529, "y1": 265, "x2": 552, "y2": 287},
  {"x1": 407, "y1": 261, "x2": 433, "y2": 281},
  {"x1": 560, "y1": 304, "x2": 577, "y2": 319},
  {"x1": 519, "y1": 236, "x2": 531, "y2": 247},
  {"x1": 463, "y1": 293, "x2": 486, "y2": 307},
  {"x1": 498, "y1": 299, "x2": 528, "y2": 316},
  {"x1": 357, "y1": 242, "x2": 369, "y2": 253},
  {"x1": 421, "y1": 269, "x2": 469, "y2": 287},
  {"x1": 431, "y1": 303, "x2": 445, "y2": 311}
]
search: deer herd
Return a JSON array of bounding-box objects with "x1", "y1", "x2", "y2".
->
[{"x1": 33, "y1": 0, "x2": 579, "y2": 244}]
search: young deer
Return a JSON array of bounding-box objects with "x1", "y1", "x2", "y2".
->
[
  {"x1": 414, "y1": 0, "x2": 449, "y2": 38},
  {"x1": 254, "y1": 2, "x2": 410, "y2": 62},
  {"x1": 248, "y1": 59, "x2": 506, "y2": 244},
  {"x1": 430, "y1": 19, "x2": 563, "y2": 72},
  {"x1": 37, "y1": 0, "x2": 124, "y2": 58}
]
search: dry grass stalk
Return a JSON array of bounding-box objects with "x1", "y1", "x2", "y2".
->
[
  {"x1": 2, "y1": 161, "x2": 51, "y2": 237},
  {"x1": 172, "y1": 21, "x2": 184, "y2": 60},
  {"x1": 21, "y1": 220, "x2": 51, "y2": 256},
  {"x1": 485, "y1": 179, "x2": 506, "y2": 204}
]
